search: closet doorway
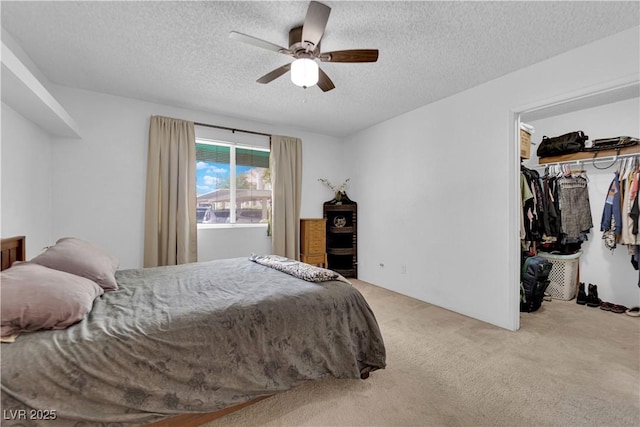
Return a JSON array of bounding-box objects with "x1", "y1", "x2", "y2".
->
[{"x1": 511, "y1": 79, "x2": 640, "y2": 330}]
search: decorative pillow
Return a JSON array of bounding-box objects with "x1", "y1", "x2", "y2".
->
[
  {"x1": 0, "y1": 262, "x2": 104, "y2": 337},
  {"x1": 30, "y1": 237, "x2": 119, "y2": 291},
  {"x1": 249, "y1": 254, "x2": 351, "y2": 284}
]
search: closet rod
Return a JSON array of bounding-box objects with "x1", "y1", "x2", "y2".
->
[
  {"x1": 526, "y1": 152, "x2": 639, "y2": 169},
  {"x1": 194, "y1": 122, "x2": 271, "y2": 138}
]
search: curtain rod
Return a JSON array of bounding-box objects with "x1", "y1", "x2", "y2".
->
[{"x1": 194, "y1": 122, "x2": 271, "y2": 138}]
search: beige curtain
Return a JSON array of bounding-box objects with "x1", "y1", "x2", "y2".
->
[
  {"x1": 270, "y1": 135, "x2": 302, "y2": 259},
  {"x1": 143, "y1": 116, "x2": 197, "y2": 267}
]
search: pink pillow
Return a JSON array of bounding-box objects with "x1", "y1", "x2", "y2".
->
[
  {"x1": 1, "y1": 262, "x2": 104, "y2": 337},
  {"x1": 30, "y1": 237, "x2": 119, "y2": 291}
]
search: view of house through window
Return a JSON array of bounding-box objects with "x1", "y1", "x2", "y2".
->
[{"x1": 196, "y1": 140, "x2": 271, "y2": 225}]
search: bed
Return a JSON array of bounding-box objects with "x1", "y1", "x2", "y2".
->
[{"x1": 0, "y1": 236, "x2": 386, "y2": 426}]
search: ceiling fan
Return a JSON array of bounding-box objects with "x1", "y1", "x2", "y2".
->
[{"x1": 229, "y1": 1, "x2": 378, "y2": 92}]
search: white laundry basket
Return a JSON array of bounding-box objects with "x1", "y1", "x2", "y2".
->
[{"x1": 536, "y1": 251, "x2": 582, "y2": 300}]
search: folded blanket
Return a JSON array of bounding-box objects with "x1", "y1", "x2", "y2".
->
[{"x1": 249, "y1": 254, "x2": 351, "y2": 285}]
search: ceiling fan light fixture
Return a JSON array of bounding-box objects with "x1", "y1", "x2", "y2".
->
[{"x1": 290, "y1": 58, "x2": 318, "y2": 88}]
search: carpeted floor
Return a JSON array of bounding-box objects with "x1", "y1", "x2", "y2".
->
[{"x1": 204, "y1": 279, "x2": 640, "y2": 427}]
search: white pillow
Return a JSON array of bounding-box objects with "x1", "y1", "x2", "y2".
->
[
  {"x1": 31, "y1": 237, "x2": 119, "y2": 291},
  {"x1": 1, "y1": 262, "x2": 104, "y2": 337}
]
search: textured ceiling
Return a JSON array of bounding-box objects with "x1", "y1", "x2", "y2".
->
[{"x1": 2, "y1": 1, "x2": 639, "y2": 137}]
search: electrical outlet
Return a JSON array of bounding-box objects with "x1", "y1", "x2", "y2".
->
[{"x1": 401, "y1": 264, "x2": 407, "y2": 274}]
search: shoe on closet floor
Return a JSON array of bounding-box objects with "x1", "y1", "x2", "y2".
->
[
  {"x1": 625, "y1": 306, "x2": 640, "y2": 317},
  {"x1": 611, "y1": 304, "x2": 628, "y2": 314},
  {"x1": 576, "y1": 282, "x2": 588, "y2": 305},
  {"x1": 599, "y1": 302, "x2": 613, "y2": 311},
  {"x1": 543, "y1": 292, "x2": 552, "y2": 302},
  {"x1": 586, "y1": 283, "x2": 602, "y2": 308}
]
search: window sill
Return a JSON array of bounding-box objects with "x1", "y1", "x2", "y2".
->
[{"x1": 197, "y1": 223, "x2": 268, "y2": 230}]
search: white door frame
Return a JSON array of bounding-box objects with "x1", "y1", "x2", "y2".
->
[{"x1": 508, "y1": 75, "x2": 640, "y2": 331}]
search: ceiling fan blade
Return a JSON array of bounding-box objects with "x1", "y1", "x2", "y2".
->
[
  {"x1": 319, "y1": 49, "x2": 379, "y2": 63},
  {"x1": 256, "y1": 63, "x2": 292, "y2": 84},
  {"x1": 229, "y1": 31, "x2": 291, "y2": 54},
  {"x1": 317, "y1": 67, "x2": 335, "y2": 92},
  {"x1": 301, "y1": 1, "x2": 331, "y2": 49}
]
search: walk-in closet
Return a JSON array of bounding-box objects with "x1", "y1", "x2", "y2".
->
[{"x1": 518, "y1": 83, "x2": 640, "y2": 318}]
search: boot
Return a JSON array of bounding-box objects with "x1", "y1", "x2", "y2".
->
[
  {"x1": 576, "y1": 282, "x2": 587, "y2": 305},
  {"x1": 587, "y1": 283, "x2": 602, "y2": 307}
]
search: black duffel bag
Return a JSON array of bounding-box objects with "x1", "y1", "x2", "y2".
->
[{"x1": 536, "y1": 131, "x2": 588, "y2": 157}]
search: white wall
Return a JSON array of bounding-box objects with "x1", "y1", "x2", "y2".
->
[
  {"x1": 1, "y1": 103, "x2": 54, "y2": 258},
  {"x1": 344, "y1": 27, "x2": 640, "y2": 330},
  {"x1": 45, "y1": 85, "x2": 344, "y2": 269},
  {"x1": 523, "y1": 98, "x2": 640, "y2": 308}
]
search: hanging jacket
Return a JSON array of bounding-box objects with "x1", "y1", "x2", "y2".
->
[
  {"x1": 521, "y1": 167, "x2": 543, "y2": 241},
  {"x1": 601, "y1": 171, "x2": 622, "y2": 236},
  {"x1": 630, "y1": 171, "x2": 640, "y2": 236},
  {"x1": 543, "y1": 176, "x2": 562, "y2": 241}
]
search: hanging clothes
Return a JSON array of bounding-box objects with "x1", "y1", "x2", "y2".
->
[
  {"x1": 520, "y1": 166, "x2": 548, "y2": 254},
  {"x1": 629, "y1": 169, "x2": 640, "y2": 235},
  {"x1": 619, "y1": 168, "x2": 640, "y2": 246},
  {"x1": 521, "y1": 171, "x2": 533, "y2": 241},
  {"x1": 600, "y1": 170, "x2": 621, "y2": 251},
  {"x1": 601, "y1": 170, "x2": 622, "y2": 239},
  {"x1": 542, "y1": 174, "x2": 562, "y2": 245},
  {"x1": 520, "y1": 164, "x2": 593, "y2": 254},
  {"x1": 521, "y1": 167, "x2": 543, "y2": 242},
  {"x1": 632, "y1": 246, "x2": 640, "y2": 288},
  {"x1": 558, "y1": 174, "x2": 593, "y2": 245},
  {"x1": 599, "y1": 156, "x2": 640, "y2": 287}
]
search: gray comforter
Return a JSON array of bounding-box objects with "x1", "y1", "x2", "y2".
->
[{"x1": 1, "y1": 258, "x2": 386, "y2": 426}]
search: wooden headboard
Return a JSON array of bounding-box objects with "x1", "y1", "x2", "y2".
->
[{"x1": 1, "y1": 236, "x2": 26, "y2": 271}]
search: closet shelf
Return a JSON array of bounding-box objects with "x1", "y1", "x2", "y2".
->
[{"x1": 538, "y1": 144, "x2": 640, "y2": 165}]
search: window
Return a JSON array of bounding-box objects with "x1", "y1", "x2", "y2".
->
[{"x1": 196, "y1": 140, "x2": 271, "y2": 225}]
